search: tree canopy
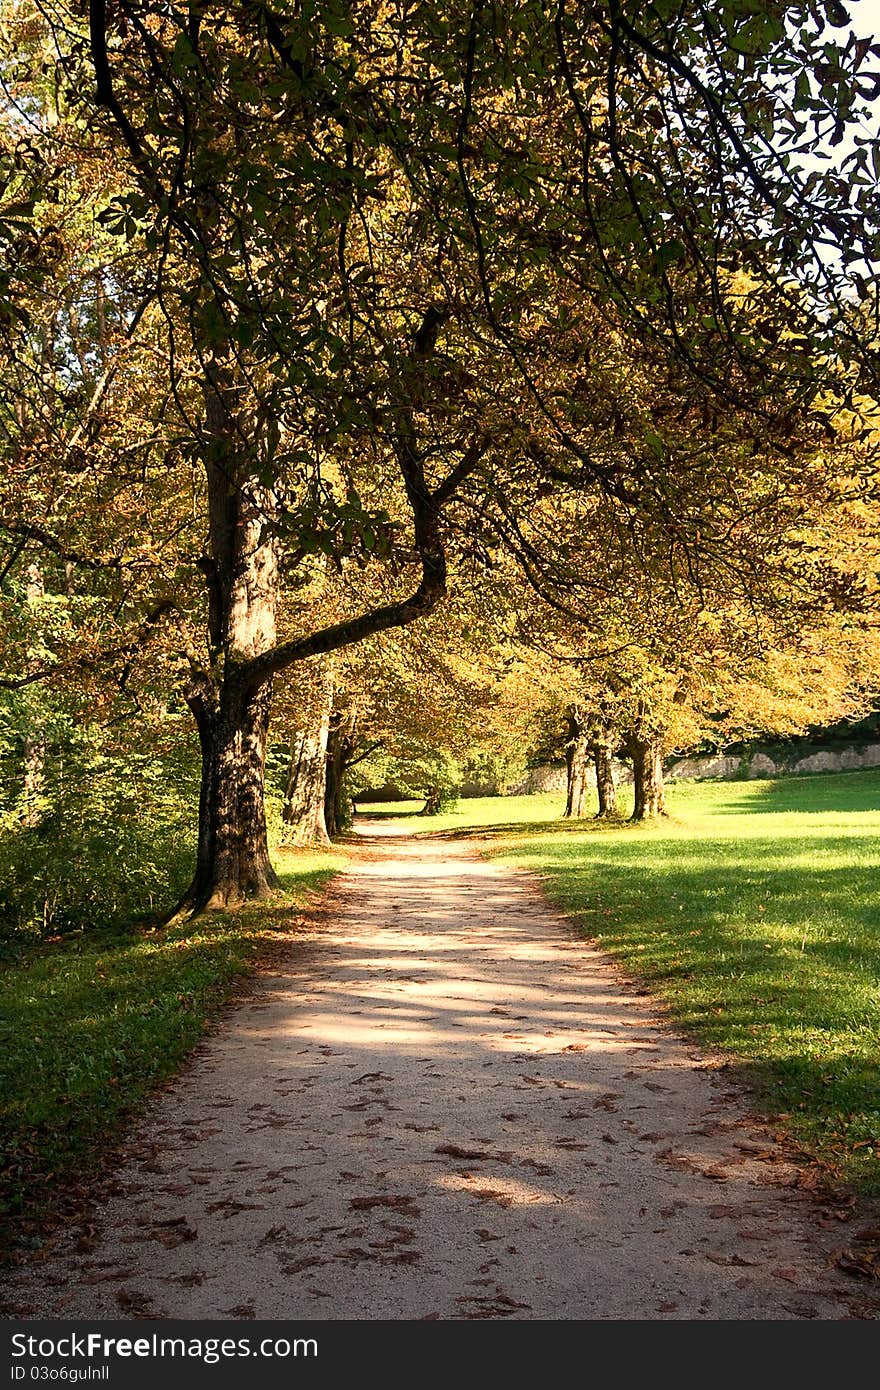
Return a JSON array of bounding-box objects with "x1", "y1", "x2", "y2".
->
[{"x1": 1, "y1": 1, "x2": 879, "y2": 918}]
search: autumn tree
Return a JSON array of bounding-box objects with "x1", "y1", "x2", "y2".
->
[
  {"x1": 481, "y1": 378, "x2": 880, "y2": 819},
  {"x1": 2, "y1": 1, "x2": 878, "y2": 915}
]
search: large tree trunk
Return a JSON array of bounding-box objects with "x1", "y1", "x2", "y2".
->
[
  {"x1": 22, "y1": 562, "x2": 45, "y2": 826},
  {"x1": 591, "y1": 740, "x2": 617, "y2": 818},
  {"x1": 564, "y1": 705, "x2": 591, "y2": 818},
  {"x1": 628, "y1": 732, "x2": 667, "y2": 821},
  {"x1": 282, "y1": 708, "x2": 331, "y2": 847},
  {"x1": 421, "y1": 785, "x2": 443, "y2": 816},
  {"x1": 22, "y1": 734, "x2": 45, "y2": 826},
  {"x1": 187, "y1": 677, "x2": 280, "y2": 909},
  {"x1": 175, "y1": 361, "x2": 282, "y2": 915}
]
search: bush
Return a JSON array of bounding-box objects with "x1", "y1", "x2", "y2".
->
[
  {"x1": 349, "y1": 742, "x2": 461, "y2": 813},
  {"x1": 0, "y1": 696, "x2": 198, "y2": 942}
]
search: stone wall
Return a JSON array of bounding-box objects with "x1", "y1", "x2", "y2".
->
[
  {"x1": 507, "y1": 760, "x2": 632, "y2": 795},
  {"x1": 667, "y1": 742, "x2": 880, "y2": 781},
  {"x1": 506, "y1": 764, "x2": 567, "y2": 795},
  {"x1": 508, "y1": 741, "x2": 880, "y2": 795}
]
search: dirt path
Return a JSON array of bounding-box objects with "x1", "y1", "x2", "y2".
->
[{"x1": 3, "y1": 832, "x2": 875, "y2": 1320}]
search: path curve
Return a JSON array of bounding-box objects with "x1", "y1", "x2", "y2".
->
[{"x1": 2, "y1": 833, "x2": 875, "y2": 1320}]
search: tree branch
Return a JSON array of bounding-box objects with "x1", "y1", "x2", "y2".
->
[
  {"x1": 244, "y1": 555, "x2": 446, "y2": 688},
  {"x1": 344, "y1": 740, "x2": 383, "y2": 770},
  {"x1": 432, "y1": 435, "x2": 487, "y2": 506},
  {"x1": 0, "y1": 521, "x2": 124, "y2": 572},
  {"x1": 89, "y1": 0, "x2": 162, "y2": 187}
]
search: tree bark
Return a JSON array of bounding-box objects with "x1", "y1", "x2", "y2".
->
[
  {"x1": 628, "y1": 732, "x2": 667, "y2": 821},
  {"x1": 591, "y1": 740, "x2": 617, "y2": 818},
  {"x1": 22, "y1": 563, "x2": 45, "y2": 826},
  {"x1": 22, "y1": 735, "x2": 45, "y2": 825},
  {"x1": 564, "y1": 704, "x2": 590, "y2": 818},
  {"x1": 324, "y1": 711, "x2": 358, "y2": 839},
  {"x1": 174, "y1": 361, "x2": 282, "y2": 915},
  {"x1": 281, "y1": 712, "x2": 331, "y2": 847},
  {"x1": 280, "y1": 664, "x2": 334, "y2": 847},
  {"x1": 185, "y1": 675, "x2": 280, "y2": 910}
]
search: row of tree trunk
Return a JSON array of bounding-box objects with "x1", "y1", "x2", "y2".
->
[
  {"x1": 563, "y1": 704, "x2": 666, "y2": 822},
  {"x1": 281, "y1": 695, "x2": 668, "y2": 849},
  {"x1": 281, "y1": 696, "x2": 363, "y2": 846}
]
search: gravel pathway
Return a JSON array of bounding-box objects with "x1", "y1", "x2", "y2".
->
[{"x1": 2, "y1": 832, "x2": 874, "y2": 1320}]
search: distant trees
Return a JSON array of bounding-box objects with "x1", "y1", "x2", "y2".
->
[
  {"x1": 473, "y1": 421, "x2": 880, "y2": 821},
  {"x1": 276, "y1": 602, "x2": 495, "y2": 832},
  {"x1": 561, "y1": 704, "x2": 620, "y2": 819}
]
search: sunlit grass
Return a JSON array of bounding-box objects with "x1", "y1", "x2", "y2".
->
[
  {"x1": 354, "y1": 791, "x2": 566, "y2": 832},
  {"x1": 0, "y1": 847, "x2": 347, "y2": 1250},
  {"x1": 374, "y1": 772, "x2": 880, "y2": 1194}
]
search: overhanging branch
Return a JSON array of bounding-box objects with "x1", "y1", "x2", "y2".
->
[{"x1": 247, "y1": 430, "x2": 489, "y2": 688}]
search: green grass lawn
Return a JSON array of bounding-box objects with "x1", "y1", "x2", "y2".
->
[
  {"x1": 369, "y1": 774, "x2": 880, "y2": 1195},
  {"x1": 354, "y1": 791, "x2": 566, "y2": 832},
  {"x1": 0, "y1": 847, "x2": 347, "y2": 1251}
]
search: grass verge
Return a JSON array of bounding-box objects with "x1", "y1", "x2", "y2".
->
[
  {"x1": 0, "y1": 847, "x2": 346, "y2": 1253},
  {"x1": 371, "y1": 774, "x2": 880, "y2": 1195}
]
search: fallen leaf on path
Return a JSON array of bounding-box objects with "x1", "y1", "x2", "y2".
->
[
  {"x1": 435, "y1": 1144, "x2": 493, "y2": 1161},
  {"x1": 349, "y1": 1195, "x2": 421, "y2": 1217},
  {"x1": 116, "y1": 1289, "x2": 155, "y2": 1318},
  {"x1": 836, "y1": 1233, "x2": 880, "y2": 1281},
  {"x1": 205, "y1": 1199, "x2": 264, "y2": 1218},
  {"x1": 520, "y1": 1158, "x2": 554, "y2": 1175},
  {"x1": 470, "y1": 1189, "x2": 515, "y2": 1208},
  {"x1": 456, "y1": 1293, "x2": 532, "y2": 1318},
  {"x1": 433, "y1": 1139, "x2": 511, "y2": 1162},
  {"x1": 224, "y1": 1304, "x2": 256, "y2": 1319}
]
